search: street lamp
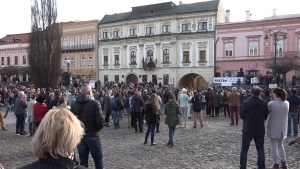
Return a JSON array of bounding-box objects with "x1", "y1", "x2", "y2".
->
[{"x1": 264, "y1": 29, "x2": 287, "y2": 83}]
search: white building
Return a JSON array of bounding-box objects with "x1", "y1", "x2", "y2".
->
[
  {"x1": 0, "y1": 33, "x2": 30, "y2": 82},
  {"x1": 98, "y1": 0, "x2": 225, "y2": 88}
]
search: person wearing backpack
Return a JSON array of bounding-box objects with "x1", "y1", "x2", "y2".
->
[
  {"x1": 191, "y1": 92, "x2": 204, "y2": 128},
  {"x1": 111, "y1": 92, "x2": 124, "y2": 129}
]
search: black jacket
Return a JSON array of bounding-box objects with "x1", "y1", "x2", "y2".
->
[
  {"x1": 48, "y1": 97, "x2": 60, "y2": 109},
  {"x1": 287, "y1": 94, "x2": 300, "y2": 113},
  {"x1": 71, "y1": 94, "x2": 105, "y2": 136},
  {"x1": 131, "y1": 95, "x2": 144, "y2": 113},
  {"x1": 191, "y1": 95, "x2": 202, "y2": 112},
  {"x1": 112, "y1": 96, "x2": 125, "y2": 111},
  {"x1": 144, "y1": 102, "x2": 158, "y2": 125},
  {"x1": 18, "y1": 156, "x2": 87, "y2": 169},
  {"x1": 240, "y1": 96, "x2": 268, "y2": 138}
]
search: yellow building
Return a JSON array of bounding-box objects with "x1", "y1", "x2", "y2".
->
[{"x1": 61, "y1": 20, "x2": 99, "y2": 83}]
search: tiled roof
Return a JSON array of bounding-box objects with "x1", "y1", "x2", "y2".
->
[
  {"x1": 0, "y1": 33, "x2": 30, "y2": 45},
  {"x1": 100, "y1": 0, "x2": 219, "y2": 24}
]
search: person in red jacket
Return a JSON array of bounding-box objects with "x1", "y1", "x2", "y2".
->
[{"x1": 34, "y1": 94, "x2": 49, "y2": 128}]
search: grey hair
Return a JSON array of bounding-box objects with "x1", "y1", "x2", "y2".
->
[
  {"x1": 18, "y1": 91, "x2": 25, "y2": 97},
  {"x1": 232, "y1": 87, "x2": 237, "y2": 92},
  {"x1": 80, "y1": 84, "x2": 92, "y2": 94}
]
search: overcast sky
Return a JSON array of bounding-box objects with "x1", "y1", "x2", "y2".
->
[{"x1": 1, "y1": 0, "x2": 300, "y2": 38}]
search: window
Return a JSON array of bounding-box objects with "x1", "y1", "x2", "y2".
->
[
  {"x1": 199, "y1": 50, "x2": 206, "y2": 62},
  {"x1": 15, "y1": 56, "x2": 18, "y2": 65},
  {"x1": 113, "y1": 31, "x2": 120, "y2": 38},
  {"x1": 146, "y1": 27, "x2": 154, "y2": 34},
  {"x1": 63, "y1": 58, "x2": 67, "y2": 66},
  {"x1": 115, "y1": 75, "x2": 119, "y2": 83},
  {"x1": 88, "y1": 57, "x2": 92, "y2": 65},
  {"x1": 163, "y1": 74, "x2": 169, "y2": 85},
  {"x1": 147, "y1": 50, "x2": 153, "y2": 62},
  {"x1": 182, "y1": 24, "x2": 191, "y2": 31},
  {"x1": 225, "y1": 43, "x2": 233, "y2": 57},
  {"x1": 81, "y1": 40, "x2": 85, "y2": 49},
  {"x1": 1, "y1": 57, "x2": 4, "y2": 65},
  {"x1": 23, "y1": 55, "x2": 26, "y2": 65},
  {"x1": 7, "y1": 57, "x2": 10, "y2": 65},
  {"x1": 63, "y1": 41, "x2": 68, "y2": 49},
  {"x1": 81, "y1": 57, "x2": 85, "y2": 65},
  {"x1": 104, "y1": 75, "x2": 108, "y2": 82},
  {"x1": 198, "y1": 22, "x2": 207, "y2": 30},
  {"x1": 142, "y1": 75, "x2": 147, "y2": 83},
  {"x1": 88, "y1": 39, "x2": 92, "y2": 47},
  {"x1": 104, "y1": 56, "x2": 108, "y2": 66},
  {"x1": 276, "y1": 40, "x2": 283, "y2": 57},
  {"x1": 163, "y1": 49, "x2": 169, "y2": 63},
  {"x1": 223, "y1": 70, "x2": 239, "y2": 77},
  {"x1": 183, "y1": 51, "x2": 189, "y2": 63},
  {"x1": 70, "y1": 40, "x2": 74, "y2": 49},
  {"x1": 249, "y1": 41, "x2": 258, "y2": 56},
  {"x1": 70, "y1": 58, "x2": 74, "y2": 66},
  {"x1": 130, "y1": 29, "x2": 136, "y2": 36},
  {"x1": 114, "y1": 55, "x2": 119, "y2": 65},
  {"x1": 130, "y1": 51, "x2": 136, "y2": 64},
  {"x1": 162, "y1": 25, "x2": 170, "y2": 33},
  {"x1": 103, "y1": 32, "x2": 108, "y2": 39}
]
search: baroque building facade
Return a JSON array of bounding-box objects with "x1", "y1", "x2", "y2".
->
[
  {"x1": 98, "y1": 0, "x2": 225, "y2": 88},
  {"x1": 61, "y1": 20, "x2": 99, "y2": 83}
]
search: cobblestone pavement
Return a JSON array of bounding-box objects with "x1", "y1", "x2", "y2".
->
[{"x1": 1, "y1": 108, "x2": 300, "y2": 169}]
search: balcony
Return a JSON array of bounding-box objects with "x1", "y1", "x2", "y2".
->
[
  {"x1": 62, "y1": 44, "x2": 95, "y2": 53},
  {"x1": 271, "y1": 51, "x2": 300, "y2": 58}
]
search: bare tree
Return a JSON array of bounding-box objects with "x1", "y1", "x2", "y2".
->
[
  {"x1": 264, "y1": 57, "x2": 300, "y2": 85},
  {"x1": 28, "y1": 0, "x2": 62, "y2": 89}
]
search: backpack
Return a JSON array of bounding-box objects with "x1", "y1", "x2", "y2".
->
[{"x1": 111, "y1": 98, "x2": 119, "y2": 110}]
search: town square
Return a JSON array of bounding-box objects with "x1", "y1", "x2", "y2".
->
[{"x1": 0, "y1": 0, "x2": 300, "y2": 168}]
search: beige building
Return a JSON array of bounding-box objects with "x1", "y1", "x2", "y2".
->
[{"x1": 61, "y1": 20, "x2": 100, "y2": 83}]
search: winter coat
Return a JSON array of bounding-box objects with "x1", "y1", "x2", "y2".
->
[
  {"x1": 131, "y1": 95, "x2": 144, "y2": 113},
  {"x1": 144, "y1": 102, "x2": 158, "y2": 125},
  {"x1": 34, "y1": 103, "x2": 49, "y2": 122},
  {"x1": 266, "y1": 98, "x2": 289, "y2": 139},
  {"x1": 103, "y1": 96, "x2": 112, "y2": 114},
  {"x1": 164, "y1": 100, "x2": 180, "y2": 127},
  {"x1": 191, "y1": 95, "x2": 202, "y2": 112},
  {"x1": 71, "y1": 94, "x2": 105, "y2": 136},
  {"x1": 178, "y1": 93, "x2": 190, "y2": 108},
  {"x1": 208, "y1": 93, "x2": 214, "y2": 108},
  {"x1": 213, "y1": 94, "x2": 221, "y2": 107}
]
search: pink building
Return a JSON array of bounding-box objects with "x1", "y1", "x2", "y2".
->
[{"x1": 216, "y1": 10, "x2": 300, "y2": 84}]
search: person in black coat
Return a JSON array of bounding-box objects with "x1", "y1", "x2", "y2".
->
[
  {"x1": 191, "y1": 92, "x2": 203, "y2": 128},
  {"x1": 144, "y1": 94, "x2": 159, "y2": 146},
  {"x1": 131, "y1": 91, "x2": 145, "y2": 133},
  {"x1": 47, "y1": 90, "x2": 62, "y2": 109},
  {"x1": 239, "y1": 86, "x2": 268, "y2": 169},
  {"x1": 19, "y1": 108, "x2": 87, "y2": 169}
]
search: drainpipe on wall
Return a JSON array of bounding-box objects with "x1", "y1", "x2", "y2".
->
[{"x1": 214, "y1": 37, "x2": 219, "y2": 77}]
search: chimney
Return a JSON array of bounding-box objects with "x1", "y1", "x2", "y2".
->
[
  {"x1": 179, "y1": 1, "x2": 182, "y2": 5},
  {"x1": 273, "y1": 8, "x2": 277, "y2": 17},
  {"x1": 246, "y1": 10, "x2": 250, "y2": 21},
  {"x1": 225, "y1": 9, "x2": 230, "y2": 23}
]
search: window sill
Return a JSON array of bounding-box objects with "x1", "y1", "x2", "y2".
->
[
  {"x1": 161, "y1": 32, "x2": 171, "y2": 35},
  {"x1": 145, "y1": 33, "x2": 154, "y2": 36},
  {"x1": 103, "y1": 65, "x2": 109, "y2": 68},
  {"x1": 198, "y1": 61, "x2": 207, "y2": 63},
  {"x1": 181, "y1": 31, "x2": 191, "y2": 33},
  {"x1": 129, "y1": 35, "x2": 137, "y2": 37},
  {"x1": 161, "y1": 62, "x2": 171, "y2": 64},
  {"x1": 129, "y1": 63, "x2": 137, "y2": 65},
  {"x1": 112, "y1": 37, "x2": 120, "y2": 39},
  {"x1": 197, "y1": 29, "x2": 208, "y2": 32},
  {"x1": 181, "y1": 61, "x2": 191, "y2": 63},
  {"x1": 102, "y1": 38, "x2": 109, "y2": 40}
]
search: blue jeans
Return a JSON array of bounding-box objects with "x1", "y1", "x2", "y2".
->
[
  {"x1": 4, "y1": 105, "x2": 13, "y2": 117},
  {"x1": 288, "y1": 112, "x2": 299, "y2": 136},
  {"x1": 77, "y1": 135, "x2": 103, "y2": 169},
  {"x1": 201, "y1": 102, "x2": 206, "y2": 110},
  {"x1": 240, "y1": 136, "x2": 265, "y2": 169},
  {"x1": 145, "y1": 121, "x2": 156, "y2": 143},
  {"x1": 168, "y1": 126, "x2": 176, "y2": 143},
  {"x1": 113, "y1": 111, "x2": 121, "y2": 128},
  {"x1": 16, "y1": 113, "x2": 26, "y2": 134}
]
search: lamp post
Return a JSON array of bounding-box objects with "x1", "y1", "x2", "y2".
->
[
  {"x1": 264, "y1": 29, "x2": 287, "y2": 83},
  {"x1": 66, "y1": 59, "x2": 71, "y2": 86}
]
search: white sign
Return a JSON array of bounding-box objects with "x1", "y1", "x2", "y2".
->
[
  {"x1": 251, "y1": 77, "x2": 258, "y2": 84},
  {"x1": 269, "y1": 84, "x2": 277, "y2": 88},
  {"x1": 221, "y1": 82, "x2": 232, "y2": 86},
  {"x1": 89, "y1": 80, "x2": 96, "y2": 88},
  {"x1": 213, "y1": 77, "x2": 243, "y2": 83},
  {"x1": 169, "y1": 78, "x2": 174, "y2": 85}
]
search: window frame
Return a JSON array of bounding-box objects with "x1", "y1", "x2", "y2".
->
[
  {"x1": 63, "y1": 41, "x2": 68, "y2": 49},
  {"x1": 163, "y1": 49, "x2": 169, "y2": 63},
  {"x1": 80, "y1": 40, "x2": 85, "y2": 49},
  {"x1": 88, "y1": 39, "x2": 92, "y2": 47},
  {"x1": 1, "y1": 57, "x2": 4, "y2": 65},
  {"x1": 113, "y1": 30, "x2": 120, "y2": 38},
  {"x1": 163, "y1": 74, "x2": 169, "y2": 85},
  {"x1": 81, "y1": 57, "x2": 86, "y2": 66},
  {"x1": 88, "y1": 57, "x2": 93, "y2": 65},
  {"x1": 147, "y1": 50, "x2": 153, "y2": 61},
  {"x1": 104, "y1": 55, "x2": 108, "y2": 66},
  {"x1": 249, "y1": 41, "x2": 258, "y2": 56},
  {"x1": 225, "y1": 43, "x2": 233, "y2": 57},
  {"x1": 146, "y1": 27, "x2": 154, "y2": 35},
  {"x1": 142, "y1": 75, "x2": 147, "y2": 83},
  {"x1": 183, "y1": 51, "x2": 190, "y2": 63},
  {"x1": 14, "y1": 56, "x2": 18, "y2": 65},
  {"x1": 70, "y1": 58, "x2": 74, "y2": 66},
  {"x1": 162, "y1": 25, "x2": 170, "y2": 33},
  {"x1": 63, "y1": 58, "x2": 67, "y2": 66},
  {"x1": 115, "y1": 75, "x2": 119, "y2": 83},
  {"x1": 70, "y1": 40, "x2": 74, "y2": 49},
  {"x1": 7, "y1": 56, "x2": 10, "y2": 65},
  {"x1": 276, "y1": 40, "x2": 283, "y2": 57},
  {"x1": 23, "y1": 55, "x2": 26, "y2": 65},
  {"x1": 130, "y1": 29, "x2": 136, "y2": 36},
  {"x1": 114, "y1": 55, "x2": 120, "y2": 65},
  {"x1": 199, "y1": 50, "x2": 206, "y2": 62},
  {"x1": 130, "y1": 51, "x2": 136, "y2": 64},
  {"x1": 182, "y1": 24, "x2": 191, "y2": 32},
  {"x1": 103, "y1": 32, "x2": 108, "y2": 39},
  {"x1": 198, "y1": 22, "x2": 208, "y2": 30}
]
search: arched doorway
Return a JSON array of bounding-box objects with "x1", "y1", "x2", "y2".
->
[
  {"x1": 126, "y1": 74, "x2": 138, "y2": 84},
  {"x1": 178, "y1": 73, "x2": 207, "y2": 89}
]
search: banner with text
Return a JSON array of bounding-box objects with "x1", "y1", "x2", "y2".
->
[{"x1": 213, "y1": 77, "x2": 244, "y2": 83}]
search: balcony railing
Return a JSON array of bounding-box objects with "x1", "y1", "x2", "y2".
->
[
  {"x1": 271, "y1": 51, "x2": 300, "y2": 58},
  {"x1": 62, "y1": 44, "x2": 95, "y2": 51}
]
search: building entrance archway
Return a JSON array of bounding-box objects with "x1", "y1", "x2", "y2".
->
[
  {"x1": 126, "y1": 74, "x2": 138, "y2": 84},
  {"x1": 178, "y1": 73, "x2": 207, "y2": 89}
]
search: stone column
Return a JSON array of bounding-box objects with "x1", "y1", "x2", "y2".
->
[
  {"x1": 170, "y1": 42, "x2": 176, "y2": 67},
  {"x1": 122, "y1": 45, "x2": 127, "y2": 68},
  {"x1": 155, "y1": 43, "x2": 161, "y2": 67},
  {"x1": 139, "y1": 44, "x2": 144, "y2": 69}
]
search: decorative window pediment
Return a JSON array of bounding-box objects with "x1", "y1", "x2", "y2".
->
[{"x1": 182, "y1": 42, "x2": 191, "y2": 49}]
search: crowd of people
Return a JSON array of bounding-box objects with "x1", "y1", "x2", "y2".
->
[{"x1": 0, "y1": 81, "x2": 300, "y2": 169}]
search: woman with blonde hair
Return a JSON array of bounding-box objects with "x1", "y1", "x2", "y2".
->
[
  {"x1": 267, "y1": 87, "x2": 289, "y2": 169},
  {"x1": 144, "y1": 94, "x2": 160, "y2": 146},
  {"x1": 19, "y1": 108, "x2": 87, "y2": 169}
]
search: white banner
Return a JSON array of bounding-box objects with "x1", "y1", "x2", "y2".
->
[
  {"x1": 221, "y1": 82, "x2": 232, "y2": 86},
  {"x1": 169, "y1": 78, "x2": 174, "y2": 84},
  {"x1": 213, "y1": 77, "x2": 243, "y2": 83},
  {"x1": 89, "y1": 80, "x2": 95, "y2": 88}
]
